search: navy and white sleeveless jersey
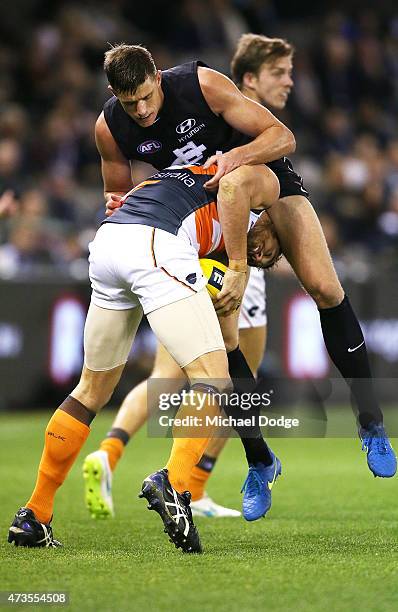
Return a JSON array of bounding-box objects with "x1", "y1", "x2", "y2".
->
[
  {"x1": 103, "y1": 164, "x2": 259, "y2": 258},
  {"x1": 103, "y1": 61, "x2": 309, "y2": 199},
  {"x1": 103, "y1": 61, "x2": 250, "y2": 168}
]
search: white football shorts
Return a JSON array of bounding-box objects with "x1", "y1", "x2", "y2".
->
[
  {"x1": 88, "y1": 223, "x2": 207, "y2": 315},
  {"x1": 86, "y1": 223, "x2": 224, "y2": 369}
]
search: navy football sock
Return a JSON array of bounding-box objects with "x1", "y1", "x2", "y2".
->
[
  {"x1": 227, "y1": 347, "x2": 273, "y2": 466},
  {"x1": 319, "y1": 295, "x2": 383, "y2": 428}
]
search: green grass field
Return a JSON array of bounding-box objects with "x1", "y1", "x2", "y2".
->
[{"x1": 1, "y1": 411, "x2": 398, "y2": 612}]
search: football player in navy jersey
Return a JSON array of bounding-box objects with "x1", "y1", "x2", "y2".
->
[
  {"x1": 84, "y1": 38, "x2": 396, "y2": 527},
  {"x1": 97, "y1": 44, "x2": 295, "y2": 214},
  {"x1": 85, "y1": 42, "x2": 295, "y2": 520},
  {"x1": 86, "y1": 39, "x2": 296, "y2": 520}
]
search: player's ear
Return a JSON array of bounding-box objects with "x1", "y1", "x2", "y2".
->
[
  {"x1": 108, "y1": 85, "x2": 115, "y2": 95},
  {"x1": 156, "y1": 70, "x2": 162, "y2": 86},
  {"x1": 242, "y1": 72, "x2": 257, "y2": 91}
]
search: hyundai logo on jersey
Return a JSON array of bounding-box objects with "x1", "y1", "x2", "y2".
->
[
  {"x1": 137, "y1": 140, "x2": 162, "y2": 154},
  {"x1": 176, "y1": 118, "x2": 196, "y2": 134}
]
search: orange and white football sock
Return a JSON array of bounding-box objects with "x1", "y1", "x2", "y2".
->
[
  {"x1": 26, "y1": 399, "x2": 94, "y2": 524},
  {"x1": 166, "y1": 386, "x2": 220, "y2": 493}
]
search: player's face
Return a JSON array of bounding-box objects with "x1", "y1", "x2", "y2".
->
[
  {"x1": 247, "y1": 213, "x2": 281, "y2": 269},
  {"x1": 251, "y1": 56, "x2": 293, "y2": 110},
  {"x1": 114, "y1": 71, "x2": 164, "y2": 127}
]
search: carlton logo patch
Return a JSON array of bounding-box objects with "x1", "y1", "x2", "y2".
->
[
  {"x1": 137, "y1": 140, "x2": 162, "y2": 154},
  {"x1": 176, "y1": 118, "x2": 196, "y2": 134}
]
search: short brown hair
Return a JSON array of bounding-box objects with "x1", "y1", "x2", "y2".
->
[
  {"x1": 104, "y1": 43, "x2": 157, "y2": 94},
  {"x1": 231, "y1": 34, "x2": 294, "y2": 88}
]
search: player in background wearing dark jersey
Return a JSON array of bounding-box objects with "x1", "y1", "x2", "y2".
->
[
  {"x1": 7, "y1": 164, "x2": 280, "y2": 552},
  {"x1": 83, "y1": 36, "x2": 300, "y2": 521}
]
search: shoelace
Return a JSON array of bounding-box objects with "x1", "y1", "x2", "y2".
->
[{"x1": 241, "y1": 468, "x2": 264, "y2": 497}]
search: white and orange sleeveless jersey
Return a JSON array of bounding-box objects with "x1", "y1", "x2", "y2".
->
[
  {"x1": 92, "y1": 163, "x2": 265, "y2": 320},
  {"x1": 106, "y1": 164, "x2": 259, "y2": 257},
  {"x1": 178, "y1": 201, "x2": 259, "y2": 257}
]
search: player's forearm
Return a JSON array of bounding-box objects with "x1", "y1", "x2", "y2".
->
[
  {"x1": 102, "y1": 172, "x2": 132, "y2": 201},
  {"x1": 237, "y1": 125, "x2": 296, "y2": 165},
  {"x1": 217, "y1": 176, "x2": 249, "y2": 272},
  {"x1": 100, "y1": 158, "x2": 133, "y2": 203}
]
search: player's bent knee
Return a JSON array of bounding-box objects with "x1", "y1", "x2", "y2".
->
[
  {"x1": 72, "y1": 365, "x2": 124, "y2": 412},
  {"x1": 183, "y1": 349, "x2": 231, "y2": 391},
  {"x1": 219, "y1": 165, "x2": 279, "y2": 207},
  {"x1": 218, "y1": 165, "x2": 251, "y2": 191},
  {"x1": 306, "y1": 279, "x2": 344, "y2": 309}
]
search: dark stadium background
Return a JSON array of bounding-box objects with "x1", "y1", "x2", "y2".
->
[
  {"x1": 1, "y1": 4, "x2": 398, "y2": 611},
  {"x1": 0, "y1": 0, "x2": 397, "y2": 410}
]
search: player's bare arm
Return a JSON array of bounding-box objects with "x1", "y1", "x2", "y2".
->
[
  {"x1": 214, "y1": 165, "x2": 279, "y2": 316},
  {"x1": 95, "y1": 112, "x2": 133, "y2": 216},
  {"x1": 216, "y1": 165, "x2": 278, "y2": 263},
  {"x1": 214, "y1": 168, "x2": 250, "y2": 316},
  {"x1": 234, "y1": 166, "x2": 281, "y2": 269},
  {"x1": 198, "y1": 67, "x2": 295, "y2": 188},
  {"x1": 217, "y1": 169, "x2": 250, "y2": 268}
]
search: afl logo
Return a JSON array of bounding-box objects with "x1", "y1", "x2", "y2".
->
[
  {"x1": 137, "y1": 140, "x2": 162, "y2": 154},
  {"x1": 176, "y1": 118, "x2": 196, "y2": 134}
]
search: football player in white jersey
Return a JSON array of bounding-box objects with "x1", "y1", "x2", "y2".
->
[{"x1": 8, "y1": 163, "x2": 281, "y2": 553}]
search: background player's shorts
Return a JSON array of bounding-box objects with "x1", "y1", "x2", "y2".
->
[
  {"x1": 267, "y1": 156, "x2": 309, "y2": 199},
  {"x1": 88, "y1": 224, "x2": 207, "y2": 315},
  {"x1": 238, "y1": 267, "x2": 267, "y2": 329}
]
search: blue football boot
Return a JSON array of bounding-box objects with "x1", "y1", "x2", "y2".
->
[
  {"x1": 241, "y1": 451, "x2": 282, "y2": 521},
  {"x1": 359, "y1": 423, "x2": 397, "y2": 478}
]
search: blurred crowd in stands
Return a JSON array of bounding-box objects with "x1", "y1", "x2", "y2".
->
[{"x1": 0, "y1": 0, "x2": 397, "y2": 280}]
